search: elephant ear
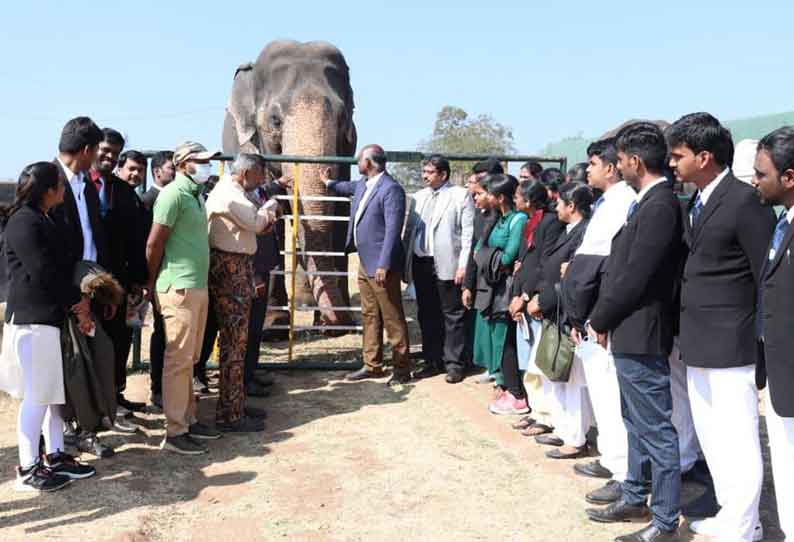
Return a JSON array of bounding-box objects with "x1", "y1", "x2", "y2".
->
[{"x1": 225, "y1": 62, "x2": 258, "y2": 151}]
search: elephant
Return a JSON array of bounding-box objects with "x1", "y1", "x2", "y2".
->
[{"x1": 223, "y1": 40, "x2": 357, "y2": 331}]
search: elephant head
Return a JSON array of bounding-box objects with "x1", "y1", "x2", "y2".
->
[{"x1": 223, "y1": 40, "x2": 357, "y2": 328}]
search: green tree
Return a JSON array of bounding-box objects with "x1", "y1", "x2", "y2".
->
[{"x1": 391, "y1": 106, "x2": 516, "y2": 190}]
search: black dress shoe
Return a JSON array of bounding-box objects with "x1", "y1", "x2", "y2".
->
[
  {"x1": 586, "y1": 479, "x2": 623, "y2": 505},
  {"x1": 615, "y1": 524, "x2": 679, "y2": 542},
  {"x1": 546, "y1": 446, "x2": 587, "y2": 459},
  {"x1": 253, "y1": 373, "x2": 275, "y2": 387},
  {"x1": 413, "y1": 364, "x2": 441, "y2": 379},
  {"x1": 445, "y1": 368, "x2": 464, "y2": 384},
  {"x1": 117, "y1": 396, "x2": 147, "y2": 413},
  {"x1": 535, "y1": 434, "x2": 564, "y2": 447},
  {"x1": 586, "y1": 499, "x2": 650, "y2": 523},
  {"x1": 245, "y1": 382, "x2": 271, "y2": 398},
  {"x1": 345, "y1": 367, "x2": 385, "y2": 381},
  {"x1": 387, "y1": 371, "x2": 412, "y2": 386},
  {"x1": 244, "y1": 405, "x2": 268, "y2": 419},
  {"x1": 76, "y1": 433, "x2": 116, "y2": 459},
  {"x1": 574, "y1": 459, "x2": 613, "y2": 479}
]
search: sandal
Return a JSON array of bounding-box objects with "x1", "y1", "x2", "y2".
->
[
  {"x1": 521, "y1": 423, "x2": 553, "y2": 437},
  {"x1": 511, "y1": 416, "x2": 536, "y2": 430}
]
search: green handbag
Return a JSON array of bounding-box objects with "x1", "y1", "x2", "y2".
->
[{"x1": 534, "y1": 290, "x2": 575, "y2": 382}]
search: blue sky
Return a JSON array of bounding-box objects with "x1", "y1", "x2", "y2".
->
[{"x1": 1, "y1": 1, "x2": 792, "y2": 178}]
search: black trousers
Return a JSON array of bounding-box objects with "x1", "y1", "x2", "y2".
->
[
  {"x1": 500, "y1": 319, "x2": 526, "y2": 399},
  {"x1": 244, "y1": 283, "x2": 269, "y2": 386},
  {"x1": 196, "y1": 300, "x2": 218, "y2": 381},
  {"x1": 149, "y1": 309, "x2": 165, "y2": 396},
  {"x1": 103, "y1": 299, "x2": 132, "y2": 396},
  {"x1": 413, "y1": 256, "x2": 467, "y2": 371}
]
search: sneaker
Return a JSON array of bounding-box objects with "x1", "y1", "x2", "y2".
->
[
  {"x1": 44, "y1": 451, "x2": 96, "y2": 480},
  {"x1": 193, "y1": 377, "x2": 210, "y2": 394},
  {"x1": 217, "y1": 417, "x2": 266, "y2": 433},
  {"x1": 189, "y1": 422, "x2": 223, "y2": 440},
  {"x1": 116, "y1": 403, "x2": 132, "y2": 418},
  {"x1": 488, "y1": 391, "x2": 531, "y2": 415},
  {"x1": 15, "y1": 463, "x2": 72, "y2": 492},
  {"x1": 112, "y1": 416, "x2": 139, "y2": 434},
  {"x1": 161, "y1": 434, "x2": 207, "y2": 455},
  {"x1": 689, "y1": 518, "x2": 763, "y2": 541}
]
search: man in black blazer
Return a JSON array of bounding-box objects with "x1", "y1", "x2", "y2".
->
[
  {"x1": 90, "y1": 128, "x2": 149, "y2": 419},
  {"x1": 585, "y1": 122, "x2": 683, "y2": 542},
  {"x1": 751, "y1": 127, "x2": 794, "y2": 541},
  {"x1": 669, "y1": 113, "x2": 775, "y2": 541},
  {"x1": 50, "y1": 116, "x2": 116, "y2": 458}
]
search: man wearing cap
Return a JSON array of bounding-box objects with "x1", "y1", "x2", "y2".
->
[{"x1": 144, "y1": 141, "x2": 223, "y2": 455}]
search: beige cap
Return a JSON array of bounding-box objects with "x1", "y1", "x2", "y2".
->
[
  {"x1": 173, "y1": 141, "x2": 221, "y2": 165},
  {"x1": 733, "y1": 139, "x2": 759, "y2": 185}
]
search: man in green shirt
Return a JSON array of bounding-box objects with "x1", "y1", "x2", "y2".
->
[{"x1": 144, "y1": 141, "x2": 222, "y2": 454}]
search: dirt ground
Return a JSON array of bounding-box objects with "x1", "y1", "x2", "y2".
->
[{"x1": 0, "y1": 273, "x2": 786, "y2": 541}]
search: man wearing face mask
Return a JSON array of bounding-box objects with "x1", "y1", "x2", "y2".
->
[
  {"x1": 144, "y1": 142, "x2": 222, "y2": 454},
  {"x1": 204, "y1": 153, "x2": 277, "y2": 432}
]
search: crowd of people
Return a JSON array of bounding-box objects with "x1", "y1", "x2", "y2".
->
[
  {"x1": 1, "y1": 112, "x2": 793, "y2": 542},
  {"x1": 321, "y1": 117, "x2": 793, "y2": 542},
  {"x1": 0, "y1": 116, "x2": 285, "y2": 490}
]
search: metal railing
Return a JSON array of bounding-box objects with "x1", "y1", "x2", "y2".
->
[{"x1": 133, "y1": 150, "x2": 567, "y2": 368}]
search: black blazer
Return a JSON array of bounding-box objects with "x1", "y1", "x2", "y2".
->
[
  {"x1": 49, "y1": 159, "x2": 109, "y2": 271},
  {"x1": 679, "y1": 173, "x2": 776, "y2": 368},
  {"x1": 589, "y1": 182, "x2": 682, "y2": 356},
  {"x1": 512, "y1": 211, "x2": 566, "y2": 298},
  {"x1": 758, "y1": 212, "x2": 794, "y2": 416},
  {"x1": 536, "y1": 219, "x2": 588, "y2": 322},
  {"x1": 4, "y1": 204, "x2": 82, "y2": 325},
  {"x1": 100, "y1": 173, "x2": 148, "y2": 289}
]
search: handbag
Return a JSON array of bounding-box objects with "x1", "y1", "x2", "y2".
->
[{"x1": 534, "y1": 288, "x2": 575, "y2": 382}]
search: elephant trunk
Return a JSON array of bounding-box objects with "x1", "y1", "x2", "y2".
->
[{"x1": 281, "y1": 92, "x2": 351, "y2": 326}]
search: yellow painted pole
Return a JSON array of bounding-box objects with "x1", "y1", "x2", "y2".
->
[{"x1": 288, "y1": 164, "x2": 300, "y2": 362}]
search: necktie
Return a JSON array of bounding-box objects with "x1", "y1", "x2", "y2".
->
[
  {"x1": 690, "y1": 193, "x2": 703, "y2": 226},
  {"x1": 592, "y1": 195, "x2": 605, "y2": 213},
  {"x1": 768, "y1": 214, "x2": 790, "y2": 261},
  {"x1": 419, "y1": 191, "x2": 439, "y2": 254},
  {"x1": 626, "y1": 200, "x2": 638, "y2": 220}
]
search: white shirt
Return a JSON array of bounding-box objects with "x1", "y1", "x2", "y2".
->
[
  {"x1": 58, "y1": 157, "x2": 98, "y2": 263},
  {"x1": 566, "y1": 217, "x2": 582, "y2": 234},
  {"x1": 635, "y1": 176, "x2": 668, "y2": 204},
  {"x1": 577, "y1": 181, "x2": 637, "y2": 257},
  {"x1": 787, "y1": 206, "x2": 794, "y2": 225},
  {"x1": 353, "y1": 172, "x2": 383, "y2": 246},
  {"x1": 414, "y1": 182, "x2": 450, "y2": 257},
  {"x1": 697, "y1": 167, "x2": 730, "y2": 207}
]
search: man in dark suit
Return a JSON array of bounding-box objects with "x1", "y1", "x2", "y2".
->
[
  {"x1": 51, "y1": 116, "x2": 115, "y2": 458},
  {"x1": 585, "y1": 122, "x2": 683, "y2": 542},
  {"x1": 753, "y1": 126, "x2": 794, "y2": 540},
  {"x1": 321, "y1": 144, "x2": 412, "y2": 385},
  {"x1": 668, "y1": 113, "x2": 775, "y2": 542},
  {"x1": 142, "y1": 151, "x2": 175, "y2": 409},
  {"x1": 90, "y1": 128, "x2": 149, "y2": 422}
]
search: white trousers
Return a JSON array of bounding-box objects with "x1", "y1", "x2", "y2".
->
[
  {"x1": 579, "y1": 340, "x2": 629, "y2": 481},
  {"x1": 765, "y1": 386, "x2": 794, "y2": 540},
  {"x1": 688, "y1": 365, "x2": 763, "y2": 542},
  {"x1": 550, "y1": 353, "x2": 593, "y2": 448},
  {"x1": 669, "y1": 342, "x2": 700, "y2": 472}
]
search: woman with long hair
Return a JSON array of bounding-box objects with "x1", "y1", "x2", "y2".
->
[
  {"x1": 0, "y1": 162, "x2": 96, "y2": 492},
  {"x1": 490, "y1": 180, "x2": 565, "y2": 416},
  {"x1": 471, "y1": 174, "x2": 528, "y2": 396}
]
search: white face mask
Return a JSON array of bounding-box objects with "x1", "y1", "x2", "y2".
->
[{"x1": 190, "y1": 163, "x2": 212, "y2": 184}]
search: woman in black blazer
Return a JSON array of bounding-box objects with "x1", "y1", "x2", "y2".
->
[
  {"x1": 490, "y1": 180, "x2": 564, "y2": 416},
  {"x1": 526, "y1": 182, "x2": 593, "y2": 459},
  {"x1": 1, "y1": 162, "x2": 95, "y2": 493}
]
